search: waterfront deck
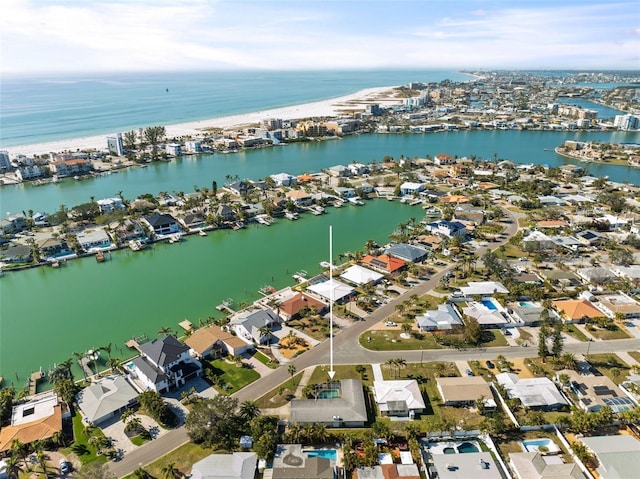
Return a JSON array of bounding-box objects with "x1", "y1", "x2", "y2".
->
[
  {"x1": 179, "y1": 319, "x2": 193, "y2": 331},
  {"x1": 29, "y1": 371, "x2": 43, "y2": 395}
]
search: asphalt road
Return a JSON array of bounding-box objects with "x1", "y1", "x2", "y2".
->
[{"x1": 109, "y1": 208, "x2": 640, "y2": 477}]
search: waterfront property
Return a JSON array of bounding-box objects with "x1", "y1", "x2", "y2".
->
[
  {"x1": 230, "y1": 309, "x2": 280, "y2": 345},
  {"x1": 185, "y1": 325, "x2": 253, "y2": 358},
  {"x1": 307, "y1": 278, "x2": 355, "y2": 304},
  {"x1": 340, "y1": 264, "x2": 384, "y2": 286},
  {"x1": 130, "y1": 335, "x2": 202, "y2": 393},
  {"x1": 75, "y1": 374, "x2": 138, "y2": 425},
  {"x1": 289, "y1": 379, "x2": 367, "y2": 427},
  {"x1": 0, "y1": 393, "x2": 65, "y2": 452}
]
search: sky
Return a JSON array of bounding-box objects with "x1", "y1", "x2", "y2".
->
[{"x1": 1, "y1": 0, "x2": 639, "y2": 74}]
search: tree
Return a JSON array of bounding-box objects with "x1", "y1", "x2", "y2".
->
[
  {"x1": 538, "y1": 322, "x2": 550, "y2": 361},
  {"x1": 10, "y1": 439, "x2": 29, "y2": 472},
  {"x1": 144, "y1": 126, "x2": 166, "y2": 160},
  {"x1": 36, "y1": 450, "x2": 50, "y2": 476},
  {"x1": 239, "y1": 400, "x2": 261, "y2": 422},
  {"x1": 5, "y1": 455, "x2": 21, "y2": 479},
  {"x1": 73, "y1": 351, "x2": 88, "y2": 382},
  {"x1": 138, "y1": 390, "x2": 173, "y2": 426},
  {"x1": 123, "y1": 130, "x2": 138, "y2": 151},
  {"x1": 131, "y1": 468, "x2": 152, "y2": 479},
  {"x1": 551, "y1": 322, "x2": 564, "y2": 358},
  {"x1": 185, "y1": 395, "x2": 240, "y2": 450},
  {"x1": 161, "y1": 462, "x2": 180, "y2": 479},
  {"x1": 0, "y1": 387, "x2": 16, "y2": 426},
  {"x1": 54, "y1": 378, "x2": 79, "y2": 407},
  {"x1": 288, "y1": 364, "x2": 297, "y2": 384},
  {"x1": 75, "y1": 462, "x2": 117, "y2": 479},
  {"x1": 157, "y1": 326, "x2": 174, "y2": 337},
  {"x1": 463, "y1": 316, "x2": 482, "y2": 346}
]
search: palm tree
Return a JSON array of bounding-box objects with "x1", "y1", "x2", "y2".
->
[
  {"x1": 121, "y1": 408, "x2": 135, "y2": 424},
  {"x1": 5, "y1": 455, "x2": 20, "y2": 479},
  {"x1": 73, "y1": 351, "x2": 87, "y2": 382},
  {"x1": 36, "y1": 450, "x2": 50, "y2": 476},
  {"x1": 158, "y1": 326, "x2": 174, "y2": 337},
  {"x1": 52, "y1": 429, "x2": 67, "y2": 447},
  {"x1": 10, "y1": 439, "x2": 29, "y2": 472},
  {"x1": 161, "y1": 462, "x2": 180, "y2": 479},
  {"x1": 102, "y1": 343, "x2": 113, "y2": 361},
  {"x1": 239, "y1": 400, "x2": 261, "y2": 422},
  {"x1": 288, "y1": 364, "x2": 297, "y2": 385},
  {"x1": 132, "y1": 467, "x2": 152, "y2": 479}
]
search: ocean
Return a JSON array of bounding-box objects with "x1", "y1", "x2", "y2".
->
[{"x1": 0, "y1": 69, "x2": 472, "y2": 148}]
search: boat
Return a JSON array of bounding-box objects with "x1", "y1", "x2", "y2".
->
[
  {"x1": 168, "y1": 233, "x2": 182, "y2": 243},
  {"x1": 347, "y1": 197, "x2": 364, "y2": 205},
  {"x1": 256, "y1": 215, "x2": 274, "y2": 226},
  {"x1": 198, "y1": 230, "x2": 207, "y2": 236},
  {"x1": 95, "y1": 250, "x2": 105, "y2": 262},
  {"x1": 285, "y1": 211, "x2": 299, "y2": 220},
  {"x1": 232, "y1": 221, "x2": 245, "y2": 230},
  {"x1": 128, "y1": 239, "x2": 144, "y2": 251},
  {"x1": 292, "y1": 270, "x2": 308, "y2": 283},
  {"x1": 320, "y1": 261, "x2": 332, "y2": 269},
  {"x1": 386, "y1": 196, "x2": 394, "y2": 201}
]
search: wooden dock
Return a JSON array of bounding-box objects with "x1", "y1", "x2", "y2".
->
[
  {"x1": 179, "y1": 320, "x2": 193, "y2": 331},
  {"x1": 29, "y1": 371, "x2": 43, "y2": 395},
  {"x1": 216, "y1": 299, "x2": 235, "y2": 314}
]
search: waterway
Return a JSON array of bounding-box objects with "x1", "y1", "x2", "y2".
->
[
  {"x1": 557, "y1": 97, "x2": 625, "y2": 119},
  {"x1": 3, "y1": 130, "x2": 640, "y2": 214},
  {"x1": 0, "y1": 199, "x2": 421, "y2": 388}
]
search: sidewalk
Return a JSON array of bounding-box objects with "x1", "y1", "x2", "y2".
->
[
  {"x1": 293, "y1": 367, "x2": 316, "y2": 397},
  {"x1": 617, "y1": 351, "x2": 640, "y2": 367}
]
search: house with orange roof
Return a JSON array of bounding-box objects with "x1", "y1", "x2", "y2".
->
[
  {"x1": 285, "y1": 189, "x2": 313, "y2": 206},
  {"x1": 430, "y1": 169, "x2": 449, "y2": 179},
  {"x1": 296, "y1": 173, "x2": 315, "y2": 183},
  {"x1": 449, "y1": 163, "x2": 471, "y2": 177},
  {"x1": 552, "y1": 299, "x2": 606, "y2": 323},
  {"x1": 441, "y1": 195, "x2": 469, "y2": 204},
  {"x1": 537, "y1": 220, "x2": 569, "y2": 229},
  {"x1": 276, "y1": 292, "x2": 327, "y2": 321},
  {"x1": 48, "y1": 158, "x2": 92, "y2": 178},
  {"x1": 434, "y1": 153, "x2": 455, "y2": 165},
  {"x1": 477, "y1": 182, "x2": 499, "y2": 190},
  {"x1": 0, "y1": 394, "x2": 65, "y2": 452},
  {"x1": 362, "y1": 254, "x2": 406, "y2": 274},
  {"x1": 185, "y1": 325, "x2": 253, "y2": 358}
]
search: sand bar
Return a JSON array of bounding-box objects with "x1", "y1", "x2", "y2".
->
[{"x1": 3, "y1": 86, "x2": 401, "y2": 157}]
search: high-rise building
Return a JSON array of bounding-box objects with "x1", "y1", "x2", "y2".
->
[
  {"x1": 0, "y1": 150, "x2": 12, "y2": 172},
  {"x1": 614, "y1": 114, "x2": 639, "y2": 130},
  {"x1": 107, "y1": 133, "x2": 125, "y2": 156}
]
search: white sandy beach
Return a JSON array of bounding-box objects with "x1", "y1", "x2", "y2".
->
[{"x1": 4, "y1": 86, "x2": 401, "y2": 157}]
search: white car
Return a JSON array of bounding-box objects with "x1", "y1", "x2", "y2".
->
[{"x1": 384, "y1": 321, "x2": 397, "y2": 327}]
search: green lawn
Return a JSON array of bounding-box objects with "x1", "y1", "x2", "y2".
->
[
  {"x1": 255, "y1": 371, "x2": 304, "y2": 409},
  {"x1": 563, "y1": 324, "x2": 588, "y2": 342},
  {"x1": 308, "y1": 364, "x2": 375, "y2": 387},
  {"x1": 61, "y1": 413, "x2": 107, "y2": 466},
  {"x1": 208, "y1": 358, "x2": 260, "y2": 394},
  {"x1": 130, "y1": 434, "x2": 149, "y2": 446},
  {"x1": 587, "y1": 324, "x2": 631, "y2": 340},
  {"x1": 585, "y1": 353, "x2": 631, "y2": 384},
  {"x1": 252, "y1": 349, "x2": 279, "y2": 369},
  {"x1": 628, "y1": 351, "x2": 640, "y2": 364},
  {"x1": 359, "y1": 329, "x2": 442, "y2": 351},
  {"x1": 481, "y1": 329, "x2": 509, "y2": 347},
  {"x1": 122, "y1": 442, "x2": 210, "y2": 479}
]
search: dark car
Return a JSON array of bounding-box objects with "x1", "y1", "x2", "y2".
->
[
  {"x1": 465, "y1": 368, "x2": 474, "y2": 376},
  {"x1": 486, "y1": 360, "x2": 495, "y2": 369},
  {"x1": 59, "y1": 460, "x2": 72, "y2": 475}
]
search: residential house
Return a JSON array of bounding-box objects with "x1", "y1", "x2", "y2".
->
[
  {"x1": 355, "y1": 464, "x2": 420, "y2": 479},
  {"x1": 307, "y1": 279, "x2": 355, "y2": 304},
  {"x1": 348, "y1": 163, "x2": 369, "y2": 176},
  {"x1": 0, "y1": 244, "x2": 33, "y2": 263},
  {"x1": 459, "y1": 281, "x2": 509, "y2": 296},
  {"x1": 0, "y1": 213, "x2": 26, "y2": 235},
  {"x1": 576, "y1": 230, "x2": 604, "y2": 247},
  {"x1": 495, "y1": 373, "x2": 567, "y2": 410},
  {"x1": 539, "y1": 270, "x2": 582, "y2": 289},
  {"x1": 552, "y1": 299, "x2": 606, "y2": 323},
  {"x1": 185, "y1": 325, "x2": 253, "y2": 358},
  {"x1": 179, "y1": 213, "x2": 207, "y2": 231},
  {"x1": 165, "y1": 143, "x2": 182, "y2": 156},
  {"x1": 611, "y1": 264, "x2": 640, "y2": 284},
  {"x1": 436, "y1": 377, "x2": 496, "y2": 409},
  {"x1": 334, "y1": 187, "x2": 356, "y2": 199},
  {"x1": 399, "y1": 182, "x2": 424, "y2": 196},
  {"x1": 509, "y1": 452, "x2": 585, "y2": 479},
  {"x1": 0, "y1": 394, "x2": 65, "y2": 452},
  {"x1": 289, "y1": 379, "x2": 367, "y2": 427},
  {"x1": 230, "y1": 309, "x2": 279, "y2": 345},
  {"x1": 510, "y1": 302, "x2": 547, "y2": 326},
  {"x1": 271, "y1": 445, "x2": 334, "y2": 479},
  {"x1": 32, "y1": 212, "x2": 49, "y2": 227},
  {"x1": 190, "y1": 452, "x2": 257, "y2": 479},
  {"x1": 96, "y1": 198, "x2": 126, "y2": 214},
  {"x1": 577, "y1": 266, "x2": 617, "y2": 285},
  {"x1": 130, "y1": 335, "x2": 202, "y2": 393},
  {"x1": 226, "y1": 181, "x2": 254, "y2": 197},
  {"x1": 270, "y1": 173, "x2": 296, "y2": 187},
  {"x1": 596, "y1": 293, "x2": 640, "y2": 319},
  {"x1": 431, "y1": 452, "x2": 501, "y2": 479},
  {"x1": 114, "y1": 219, "x2": 147, "y2": 243},
  {"x1": 38, "y1": 237, "x2": 73, "y2": 259},
  {"x1": 373, "y1": 380, "x2": 426, "y2": 418},
  {"x1": 416, "y1": 303, "x2": 463, "y2": 331},
  {"x1": 424, "y1": 220, "x2": 466, "y2": 238},
  {"x1": 362, "y1": 254, "x2": 406, "y2": 274},
  {"x1": 142, "y1": 213, "x2": 181, "y2": 237},
  {"x1": 274, "y1": 292, "x2": 326, "y2": 321},
  {"x1": 76, "y1": 228, "x2": 113, "y2": 252},
  {"x1": 522, "y1": 231, "x2": 555, "y2": 250},
  {"x1": 434, "y1": 153, "x2": 455, "y2": 165},
  {"x1": 76, "y1": 375, "x2": 139, "y2": 425},
  {"x1": 328, "y1": 165, "x2": 350, "y2": 177},
  {"x1": 387, "y1": 243, "x2": 429, "y2": 263},
  {"x1": 216, "y1": 204, "x2": 237, "y2": 222},
  {"x1": 285, "y1": 190, "x2": 314, "y2": 206},
  {"x1": 580, "y1": 435, "x2": 640, "y2": 479},
  {"x1": 561, "y1": 370, "x2": 635, "y2": 413},
  {"x1": 340, "y1": 265, "x2": 384, "y2": 286}
]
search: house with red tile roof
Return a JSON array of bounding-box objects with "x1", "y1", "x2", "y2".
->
[
  {"x1": 277, "y1": 292, "x2": 327, "y2": 321},
  {"x1": 552, "y1": 299, "x2": 606, "y2": 323},
  {"x1": 362, "y1": 254, "x2": 406, "y2": 274},
  {"x1": 0, "y1": 394, "x2": 64, "y2": 452}
]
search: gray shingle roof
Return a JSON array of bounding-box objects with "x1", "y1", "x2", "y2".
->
[
  {"x1": 289, "y1": 379, "x2": 367, "y2": 424},
  {"x1": 138, "y1": 335, "x2": 189, "y2": 368}
]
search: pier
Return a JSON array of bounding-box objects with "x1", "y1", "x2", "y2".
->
[
  {"x1": 29, "y1": 371, "x2": 43, "y2": 395},
  {"x1": 216, "y1": 298, "x2": 235, "y2": 314},
  {"x1": 125, "y1": 334, "x2": 149, "y2": 351}
]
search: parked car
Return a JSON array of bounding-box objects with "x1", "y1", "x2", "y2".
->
[
  {"x1": 59, "y1": 460, "x2": 72, "y2": 475},
  {"x1": 486, "y1": 360, "x2": 495, "y2": 369},
  {"x1": 384, "y1": 321, "x2": 397, "y2": 327},
  {"x1": 465, "y1": 368, "x2": 474, "y2": 376},
  {"x1": 504, "y1": 329, "x2": 512, "y2": 336}
]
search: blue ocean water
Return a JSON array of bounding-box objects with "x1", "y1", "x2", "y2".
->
[{"x1": 0, "y1": 69, "x2": 471, "y2": 147}]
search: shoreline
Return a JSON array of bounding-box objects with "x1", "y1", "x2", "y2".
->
[{"x1": 2, "y1": 85, "x2": 401, "y2": 156}]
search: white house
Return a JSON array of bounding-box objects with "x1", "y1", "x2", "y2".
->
[
  {"x1": 399, "y1": 182, "x2": 425, "y2": 196},
  {"x1": 76, "y1": 375, "x2": 138, "y2": 425},
  {"x1": 130, "y1": 336, "x2": 202, "y2": 393},
  {"x1": 340, "y1": 265, "x2": 383, "y2": 286},
  {"x1": 230, "y1": 309, "x2": 279, "y2": 345},
  {"x1": 373, "y1": 380, "x2": 426, "y2": 418},
  {"x1": 76, "y1": 228, "x2": 114, "y2": 252},
  {"x1": 424, "y1": 220, "x2": 466, "y2": 238},
  {"x1": 270, "y1": 172, "x2": 296, "y2": 187},
  {"x1": 97, "y1": 197, "x2": 126, "y2": 214}
]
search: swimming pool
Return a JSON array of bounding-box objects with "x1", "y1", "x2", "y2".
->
[
  {"x1": 481, "y1": 299, "x2": 497, "y2": 310},
  {"x1": 317, "y1": 388, "x2": 340, "y2": 399},
  {"x1": 457, "y1": 442, "x2": 480, "y2": 453},
  {"x1": 521, "y1": 438, "x2": 560, "y2": 453},
  {"x1": 303, "y1": 449, "x2": 337, "y2": 461},
  {"x1": 518, "y1": 301, "x2": 535, "y2": 308}
]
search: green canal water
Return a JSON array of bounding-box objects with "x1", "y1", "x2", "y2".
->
[{"x1": 0, "y1": 200, "x2": 420, "y2": 388}]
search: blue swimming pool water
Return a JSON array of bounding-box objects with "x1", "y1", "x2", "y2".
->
[
  {"x1": 522, "y1": 439, "x2": 556, "y2": 453},
  {"x1": 481, "y1": 299, "x2": 497, "y2": 310},
  {"x1": 303, "y1": 449, "x2": 337, "y2": 461},
  {"x1": 317, "y1": 389, "x2": 340, "y2": 399},
  {"x1": 457, "y1": 442, "x2": 480, "y2": 453},
  {"x1": 518, "y1": 301, "x2": 535, "y2": 308}
]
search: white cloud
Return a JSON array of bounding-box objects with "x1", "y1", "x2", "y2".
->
[{"x1": 1, "y1": 0, "x2": 638, "y2": 73}]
